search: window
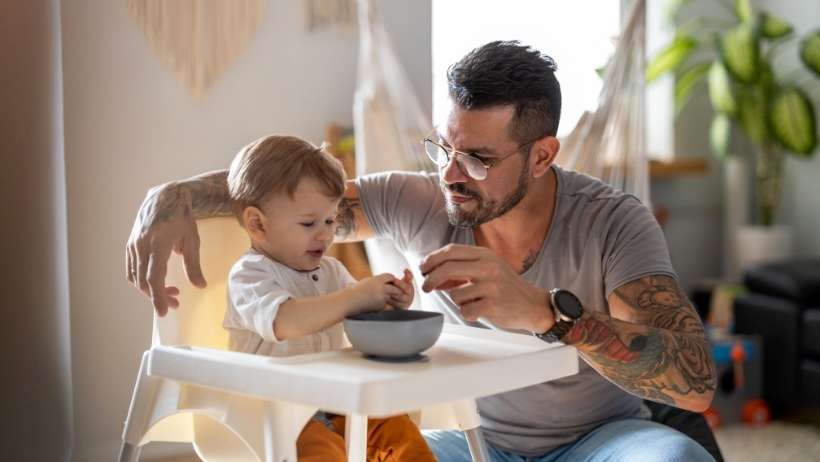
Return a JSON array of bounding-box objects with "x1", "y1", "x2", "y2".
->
[{"x1": 432, "y1": 0, "x2": 675, "y2": 160}]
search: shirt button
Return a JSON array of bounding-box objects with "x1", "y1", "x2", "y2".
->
[{"x1": 312, "y1": 274, "x2": 319, "y2": 281}]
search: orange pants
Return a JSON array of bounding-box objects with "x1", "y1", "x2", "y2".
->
[{"x1": 296, "y1": 413, "x2": 436, "y2": 462}]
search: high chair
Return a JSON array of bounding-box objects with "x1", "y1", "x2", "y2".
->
[{"x1": 118, "y1": 217, "x2": 491, "y2": 462}]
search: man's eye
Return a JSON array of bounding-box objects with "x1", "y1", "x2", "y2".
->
[
  {"x1": 325, "y1": 218, "x2": 336, "y2": 225},
  {"x1": 300, "y1": 222, "x2": 315, "y2": 228},
  {"x1": 470, "y1": 153, "x2": 491, "y2": 163}
]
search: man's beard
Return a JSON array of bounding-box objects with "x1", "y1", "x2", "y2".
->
[{"x1": 443, "y1": 163, "x2": 530, "y2": 228}]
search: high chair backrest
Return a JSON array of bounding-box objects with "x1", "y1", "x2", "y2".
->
[{"x1": 153, "y1": 217, "x2": 250, "y2": 348}]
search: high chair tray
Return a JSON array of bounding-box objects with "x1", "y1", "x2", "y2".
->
[{"x1": 147, "y1": 323, "x2": 578, "y2": 417}]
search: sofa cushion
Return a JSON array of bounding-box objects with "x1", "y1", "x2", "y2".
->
[
  {"x1": 803, "y1": 309, "x2": 820, "y2": 357},
  {"x1": 744, "y1": 259, "x2": 820, "y2": 305}
]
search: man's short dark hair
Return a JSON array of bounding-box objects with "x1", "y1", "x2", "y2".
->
[{"x1": 447, "y1": 40, "x2": 562, "y2": 143}]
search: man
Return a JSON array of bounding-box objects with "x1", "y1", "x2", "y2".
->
[{"x1": 126, "y1": 41, "x2": 716, "y2": 461}]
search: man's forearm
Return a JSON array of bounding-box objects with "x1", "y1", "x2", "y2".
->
[
  {"x1": 177, "y1": 170, "x2": 233, "y2": 219},
  {"x1": 564, "y1": 312, "x2": 715, "y2": 411},
  {"x1": 145, "y1": 170, "x2": 232, "y2": 225}
]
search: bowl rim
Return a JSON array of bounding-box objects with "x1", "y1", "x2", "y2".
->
[{"x1": 344, "y1": 310, "x2": 443, "y2": 323}]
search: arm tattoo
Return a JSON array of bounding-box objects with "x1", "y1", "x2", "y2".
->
[
  {"x1": 336, "y1": 196, "x2": 360, "y2": 240},
  {"x1": 563, "y1": 275, "x2": 716, "y2": 409},
  {"x1": 142, "y1": 170, "x2": 232, "y2": 226},
  {"x1": 185, "y1": 171, "x2": 233, "y2": 219}
]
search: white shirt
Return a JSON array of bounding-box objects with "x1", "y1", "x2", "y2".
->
[{"x1": 224, "y1": 249, "x2": 357, "y2": 357}]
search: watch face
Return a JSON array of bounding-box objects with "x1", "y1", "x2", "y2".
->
[{"x1": 554, "y1": 289, "x2": 583, "y2": 319}]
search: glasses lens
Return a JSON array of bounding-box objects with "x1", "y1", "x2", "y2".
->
[
  {"x1": 424, "y1": 140, "x2": 449, "y2": 167},
  {"x1": 458, "y1": 155, "x2": 488, "y2": 180}
]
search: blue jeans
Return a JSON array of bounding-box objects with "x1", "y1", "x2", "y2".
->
[{"x1": 423, "y1": 418, "x2": 715, "y2": 462}]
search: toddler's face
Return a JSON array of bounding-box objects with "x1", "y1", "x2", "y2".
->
[{"x1": 253, "y1": 178, "x2": 341, "y2": 271}]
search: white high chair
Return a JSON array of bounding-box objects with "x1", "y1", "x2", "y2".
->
[{"x1": 118, "y1": 217, "x2": 490, "y2": 462}]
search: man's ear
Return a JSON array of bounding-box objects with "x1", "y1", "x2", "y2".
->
[
  {"x1": 530, "y1": 136, "x2": 560, "y2": 178},
  {"x1": 242, "y1": 206, "x2": 267, "y2": 240}
]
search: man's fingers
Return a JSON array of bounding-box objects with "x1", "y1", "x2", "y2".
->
[
  {"x1": 448, "y1": 282, "x2": 484, "y2": 306},
  {"x1": 181, "y1": 233, "x2": 207, "y2": 288},
  {"x1": 146, "y1": 245, "x2": 173, "y2": 316},
  {"x1": 459, "y1": 298, "x2": 492, "y2": 322},
  {"x1": 421, "y1": 260, "x2": 484, "y2": 292},
  {"x1": 135, "y1": 239, "x2": 151, "y2": 295},
  {"x1": 419, "y1": 244, "x2": 483, "y2": 275},
  {"x1": 126, "y1": 245, "x2": 135, "y2": 283}
]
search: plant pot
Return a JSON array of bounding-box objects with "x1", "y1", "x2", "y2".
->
[{"x1": 736, "y1": 225, "x2": 794, "y2": 274}]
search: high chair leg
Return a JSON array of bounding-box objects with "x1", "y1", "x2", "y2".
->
[
  {"x1": 118, "y1": 442, "x2": 141, "y2": 462},
  {"x1": 119, "y1": 352, "x2": 161, "y2": 462},
  {"x1": 464, "y1": 427, "x2": 490, "y2": 462}
]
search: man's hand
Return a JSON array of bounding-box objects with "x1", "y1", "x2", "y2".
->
[
  {"x1": 419, "y1": 244, "x2": 551, "y2": 331},
  {"x1": 126, "y1": 183, "x2": 207, "y2": 316}
]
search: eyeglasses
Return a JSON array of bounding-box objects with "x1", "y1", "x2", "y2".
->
[{"x1": 422, "y1": 133, "x2": 538, "y2": 181}]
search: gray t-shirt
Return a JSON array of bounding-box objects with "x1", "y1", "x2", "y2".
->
[{"x1": 356, "y1": 165, "x2": 676, "y2": 456}]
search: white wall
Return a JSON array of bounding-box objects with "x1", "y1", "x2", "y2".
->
[
  {"x1": 60, "y1": 0, "x2": 431, "y2": 460},
  {"x1": 0, "y1": 0, "x2": 73, "y2": 460}
]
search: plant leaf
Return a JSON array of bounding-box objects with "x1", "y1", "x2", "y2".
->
[
  {"x1": 647, "y1": 35, "x2": 697, "y2": 82},
  {"x1": 735, "y1": 0, "x2": 753, "y2": 23},
  {"x1": 709, "y1": 62, "x2": 737, "y2": 115},
  {"x1": 768, "y1": 87, "x2": 817, "y2": 155},
  {"x1": 760, "y1": 12, "x2": 793, "y2": 39},
  {"x1": 711, "y1": 113, "x2": 731, "y2": 158},
  {"x1": 720, "y1": 24, "x2": 761, "y2": 83},
  {"x1": 800, "y1": 30, "x2": 820, "y2": 77},
  {"x1": 675, "y1": 62, "x2": 711, "y2": 113},
  {"x1": 739, "y1": 88, "x2": 769, "y2": 144}
]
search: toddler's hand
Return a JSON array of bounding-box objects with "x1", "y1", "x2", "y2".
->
[
  {"x1": 387, "y1": 269, "x2": 414, "y2": 310},
  {"x1": 349, "y1": 269, "x2": 415, "y2": 314}
]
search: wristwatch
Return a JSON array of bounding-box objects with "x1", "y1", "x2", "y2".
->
[{"x1": 533, "y1": 288, "x2": 584, "y2": 343}]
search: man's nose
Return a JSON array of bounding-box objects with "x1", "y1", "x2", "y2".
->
[{"x1": 441, "y1": 154, "x2": 468, "y2": 184}]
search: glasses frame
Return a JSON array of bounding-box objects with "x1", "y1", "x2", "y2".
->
[{"x1": 422, "y1": 133, "x2": 540, "y2": 181}]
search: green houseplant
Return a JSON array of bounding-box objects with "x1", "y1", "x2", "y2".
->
[{"x1": 648, "y1": 0, "x2": 820, "y2": 226}]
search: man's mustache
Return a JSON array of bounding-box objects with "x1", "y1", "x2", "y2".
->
[{"x1": 442, "y1": 183, "x2": 479, "y2": 198}]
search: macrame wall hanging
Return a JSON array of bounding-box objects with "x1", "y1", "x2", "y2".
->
[
  {"x1": 303, "y1": 0, "x2": 357, "y2": 32},
  {"x1": 126, "y1": 0, "x2": 265, "y2": 100}
]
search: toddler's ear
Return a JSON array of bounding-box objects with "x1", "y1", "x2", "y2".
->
[{"x1": 243, "y1": 206, "x2": 267, "y2": 239}]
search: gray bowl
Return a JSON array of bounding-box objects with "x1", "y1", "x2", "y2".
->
[{"x1": 344, "y1": 310, "x2": 444, "y2": 360}]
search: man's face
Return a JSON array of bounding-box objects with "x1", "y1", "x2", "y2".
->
[{"x1": 438, "y1": 103, "x2": 531, "y2": 228}]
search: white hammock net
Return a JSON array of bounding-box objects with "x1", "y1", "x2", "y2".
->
[
  {"x1": 555, "y1": 0, "x2": 650, "y2": 205},
  {"x1": 352, "y1": 0, "x2": 650, "y2": 288}
]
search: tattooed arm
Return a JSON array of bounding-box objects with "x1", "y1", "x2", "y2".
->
[
  {"x1": 562, "y1": 275, "x2": 716, "y2": 412},
  {"x1": 126, "y1": 170, "x2": 373, "y2": 315}
]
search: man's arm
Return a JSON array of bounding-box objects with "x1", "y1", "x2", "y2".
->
[
  {"x1": 334, "y1": 179, "x2": 375, "y2": 242},
  {"x1": 126, "y1": 171, "x2": 372, "y2": 315},
  {"x1": 563, "y1": 275, "x2": 716, "y2": 412}
]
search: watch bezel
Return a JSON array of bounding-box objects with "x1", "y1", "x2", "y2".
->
[{"x1": 550, "y1": 288, "x2": 583, "y2": 320}]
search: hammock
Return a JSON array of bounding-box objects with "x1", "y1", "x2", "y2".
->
[{"x1": 555, "y1": 0, "x2": 650, "y2": 205}]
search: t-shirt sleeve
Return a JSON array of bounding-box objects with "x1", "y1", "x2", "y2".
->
[
  {"x1": 227, "y1": 257, "x2": 292, "y2": 343},
  {"x1": 355, "y1": 171, "x2": 442, "y2": 252},
  {"x1": 602, "y1": 196, "x2": 677, "y2": 297}
]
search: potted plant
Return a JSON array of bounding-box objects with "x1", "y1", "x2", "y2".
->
[{"x1": 648, "y1": 0, "x2": 819, "y2": 275}]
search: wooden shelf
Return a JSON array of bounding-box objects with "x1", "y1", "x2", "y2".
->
[{"x1": 649, "y1": 158, "x2": 709, "y2": 179}]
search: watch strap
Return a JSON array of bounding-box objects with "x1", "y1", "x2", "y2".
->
[{"x1": 535, "y1": 318, "x2": 574, "y2": 343}]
